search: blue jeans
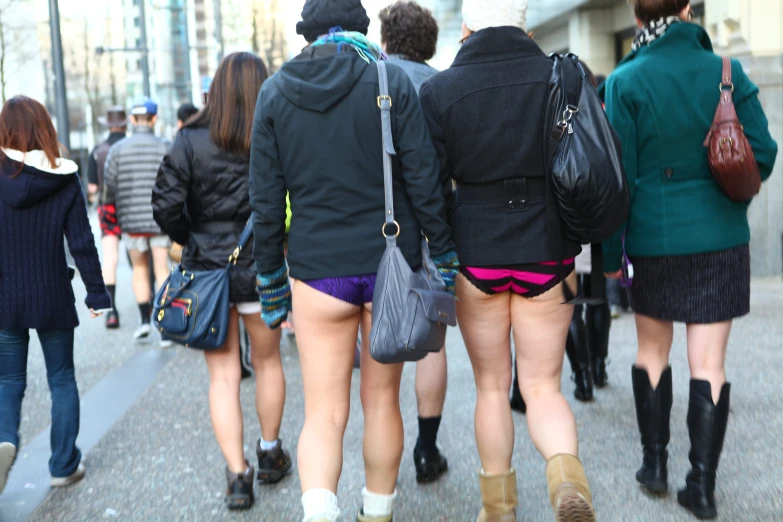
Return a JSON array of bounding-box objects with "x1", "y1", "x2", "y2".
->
[{"x1": 0, "y1": 328, "x2": 82, "y2": 478}]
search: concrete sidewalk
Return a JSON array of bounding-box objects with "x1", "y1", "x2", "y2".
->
[{"x1": 4, "y1": 278, "x2": 783, "y2": 522}]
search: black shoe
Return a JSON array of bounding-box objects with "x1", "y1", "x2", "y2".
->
[
  {"x1": 413, "y1": 442, "x2": 448, "y2": 484},
  {"x1": 256, "y1": 439, "x2": 292, "y2": 484},
  {"x1": 677, "y1": 380, "x2": 730, "y2": 520},
  {"x1": 105, "y1": 310, "x2": 120, "y2": 329},
  {"x1": 632, "y1": 366, "x2": 672, "y2": 494},
  {"x1": 225, "y1": 463, "x2": 254, "y2": 510},
  {"x1": 572, "y1": 366, "x2": 594, "y2": 402}
]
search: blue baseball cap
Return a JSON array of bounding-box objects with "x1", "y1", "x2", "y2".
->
[{"x1": 130, "y1": 98, "x2": 158, "y2": 116}]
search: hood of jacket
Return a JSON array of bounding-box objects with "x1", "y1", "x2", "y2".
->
[
  {"x1": 0, "y1": 149, "x2": 77, "y2": 208},
  {"x1": 274, "y1": 44, "x2": 370, "y2": 113}
]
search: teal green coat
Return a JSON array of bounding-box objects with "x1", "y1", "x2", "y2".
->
[{"x1": 601, "y1": 23, "x2": 778, "y2": 272}]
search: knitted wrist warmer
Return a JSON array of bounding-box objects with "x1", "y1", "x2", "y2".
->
[{"x1": 257, "y1": 266, "x2": 291, "y2": 329}]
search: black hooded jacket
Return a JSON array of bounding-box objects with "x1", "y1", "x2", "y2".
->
[
  {"x1": 153, "y1": 127, "x2": 257, "y2": 303},
  {"x1": 250, "y1": 44, "x2": 454, "y2": 280},
  {"x1": 0, "y1": 151, "x2": 110, "y2": 329}
]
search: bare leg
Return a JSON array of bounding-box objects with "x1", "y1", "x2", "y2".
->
[
  {"x1": 101, "y1": 235, "x2": 119, "y2": 285},
  {"x1": 127, "y1": 249, "x2": 151, "y2": 305},
  {"x1": 151, "y1": 247, "x2": 170, "y2": 291},
  {"x1": 514, "y1": 274, "x2": 578, "y2": 460},
  {"x1": 294, "y1": 282, "x2": 359, "y2": 493},
  {"x1": 203, "y1": 309, "x2": 245, "y2": 473},
  {"x1": 455, "y1": 274, "x2": 514, "y2": 474},
  {"x1": 242, "y1": 312, "x2": 285, "y2": 441},
  {"x1": 686, "y1": 322, "x2": 731, "y2": 403},
  {"x1": 635, "y1": 314, "x2": 674, "y2": 388},
  {"x1": 360, "y1": 305, "x2": 405, "y2": 494},
  {"x1": 415, "y1": 350, "x2": 447, "y2": 418}
]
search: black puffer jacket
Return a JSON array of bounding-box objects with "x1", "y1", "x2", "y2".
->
[{"x1": 153, "y1": 126, "x2": 256, "y2": 303}]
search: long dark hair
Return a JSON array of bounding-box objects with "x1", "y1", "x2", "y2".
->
[
  {"x1": 186, "y1": 52, "x2": 268, "y2": 157},
  {"x1": 0, "y1": 96, "x2": 63, "y2": 174}
]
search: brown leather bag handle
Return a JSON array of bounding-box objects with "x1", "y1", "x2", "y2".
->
[{"x1": 720, "y1": 57, "x2": 734, "y2": 106}]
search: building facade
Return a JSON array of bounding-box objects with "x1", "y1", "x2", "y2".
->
[{"x1": 528, "y1": 0, "x2": 783, "y2": 278}]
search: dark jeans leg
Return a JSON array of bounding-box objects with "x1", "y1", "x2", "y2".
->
[
  {"x1": 37, "y1": 329, "x2": 81, "y2": 478},
  {"x1": 0, "y1": 329, "x2": 30, "y2": 447},
  {"x1": 606, "y1": 278, "x2": 622, "y2": 308}
]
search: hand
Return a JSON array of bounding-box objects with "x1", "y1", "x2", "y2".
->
[
  {"x1": 89, "y1": 309, "x2": 104, "y2": 319},
  {"x1": 257, "y1": 267, "x2": 292, "y2": 330},
  {"x1": 604, "y1": 270, "x2": 623, "y2": 280},
  {"x1": 431, "y1": 250, "x2": 459, "y2": 297}
]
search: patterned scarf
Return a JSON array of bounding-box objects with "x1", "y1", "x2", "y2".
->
[
  {"x1": 311, "y1": 27, "x2": 387, "y2": 63},
  {"x1": 632, "y1": 16, "x2": 682, "y2": 50}
]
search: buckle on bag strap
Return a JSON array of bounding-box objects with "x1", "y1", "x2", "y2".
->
[{"x1": 377, "y1": 95, "x2": 392, "y2": 108}]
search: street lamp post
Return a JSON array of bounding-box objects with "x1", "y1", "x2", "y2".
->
[
  {"x1": 138, "y1": 0, "x2": 151, "y2": 97},
  {"x1": 48, "y1": 0, "x2": 70, "y2": 149}
]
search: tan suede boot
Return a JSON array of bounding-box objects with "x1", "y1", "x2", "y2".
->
[
  {"x1": 545, "y1": 454, "x2": 596, "y2": 522},
  {"x1": 356, "y1": 511, "x2": 392, "y2": 522},
  {"x1": 476, "y1": 469, "x2": 518, "y2": 522}
]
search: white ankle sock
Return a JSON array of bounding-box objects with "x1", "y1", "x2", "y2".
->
[
  {"x1": 302, "y1": 489, "x2": 340, "y2": 522},
  {"x1": 362, "y1": 487, "x2": 397, "y2": 517},
  {"x1": 259, "y1": 438, "x2": 279, "y2": 451}
]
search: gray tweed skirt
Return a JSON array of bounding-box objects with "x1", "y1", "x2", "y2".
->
[{"x1": 628, "y1": 245, "x2": 750, "y2": 324}]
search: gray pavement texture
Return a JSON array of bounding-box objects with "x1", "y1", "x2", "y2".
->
[{"x1": 6, "y1": 224, "x2": 783, "y2": 521}]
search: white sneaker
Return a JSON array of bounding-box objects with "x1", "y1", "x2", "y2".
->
[
  {"x1": 133, "y1": 324, "x2": 152, "y2": 341},
  {"x1": 159, "y1": 339, "x2": 174, "y2": 349},
  {"x1": 610, "y1": 305, "x2": 622, "y2": 319},
  {"x1": 50, "y1": 462, "x2": 85, "y2": 487},
  {"x1": 0, "y1": 442, "x2": 16, "y2": 495}
]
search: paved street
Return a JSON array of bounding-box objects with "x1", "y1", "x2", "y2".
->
[{"x1": 1, "y1": 222, "x2": 782, "y2": 522}]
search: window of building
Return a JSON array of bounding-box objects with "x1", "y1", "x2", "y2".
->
[
  {"x1": 134, "y1": 17, "x2": 140, "y2": 27},
  {"x1": 136, "y1": 38, "x2": 141, "y2": 49},
  {"x1": 615, "y1": 4, "x2": 705, "y2": 63}
]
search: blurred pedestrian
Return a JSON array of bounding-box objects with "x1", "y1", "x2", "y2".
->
[
  {"x1": 86, "y1": 107, "x2": 128, "y2": 330},
  {"x1": 603, "y1": 1, "x2": 778, "y2": 519},
  {"x1": 154, "y1": 52, "x2": 291, "y2": 511},
  {"x1": 250, "y1": 2, "x2": 457, "y2": 521},
  {"x1": 176, "y1": 102, "x2": 199, "y2": 129},
  {"x1": 419, "y1": 0, "x2": 597, "y2": 520},
  {"x1": 379, "y1": 0, "x2": 448, "y2": 485},
  {"x1": 103, "y1": 99, "x2": 171, "y2": 346},
  {"x1": 0, "y1": 96, "x2": 110, "y2": 493}
]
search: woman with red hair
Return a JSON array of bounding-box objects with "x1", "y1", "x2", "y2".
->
[{"x1": 0, "y1": 96, "x2": 110, "y2": 494}]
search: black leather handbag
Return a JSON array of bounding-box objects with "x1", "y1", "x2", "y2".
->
[
  {"x1": 546, "y1": 53, "x2": 629, "y2": 245},
  {"x1": 368, "y1": 61, "x2": 457, "y2": 364},
  {"x1": 153, "y1": 218, "x2": 254, "y2": 350}
]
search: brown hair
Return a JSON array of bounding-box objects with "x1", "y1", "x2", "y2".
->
[
  {"x1": 379, "y1": 1, "x2": 439, "y2": 64},
  {"x1": 630, "y1": 0, "x2": 690, "y2": 24},
  {"x1": 186, "y1": 52, "x2": 268, "y2": 157},
  {"x1": 0, "y1": 95, "x2": 62, "y2": 173}
]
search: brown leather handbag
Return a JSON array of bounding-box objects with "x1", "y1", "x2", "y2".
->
[{"x1": 703, "y1": 57, "x2": 760, "y2": 202}]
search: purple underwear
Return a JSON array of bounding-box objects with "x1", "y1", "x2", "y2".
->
[{"x1": 302, "y1": 274, "x2": 377, "y2": 306}]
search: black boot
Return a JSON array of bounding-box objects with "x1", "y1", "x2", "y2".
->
[
  {"x1": 632, "y1": 366, "x2": 672, "y2": 494},
  {"x1": 225, "y1": 462, "x2": 254, "y2": 510},
  {"x1": 566, "y1": 305, "x2": 593, "y2": 402},
  {"x1": 677, "y1": 380, "x2": 731, "y2": 520},
  {"x1": 510, "y1": 359, "x2": 526, "y2": 414},
  {"x1": 586, "y1": 302, "x2": 611, "y2": 388}
]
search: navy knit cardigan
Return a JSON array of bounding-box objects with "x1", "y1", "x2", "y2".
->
[{"x1": 0, "y1": 151, "x2": 111, "y2": 330}]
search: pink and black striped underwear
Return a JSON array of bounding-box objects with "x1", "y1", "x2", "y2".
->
[{"x1": 461, "y1": 259, "x2": 575, "y2": 298}]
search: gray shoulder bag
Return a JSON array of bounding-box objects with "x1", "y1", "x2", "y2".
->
[{"x1": 368, "y1": 61, "x2": 457, "y2": 364}]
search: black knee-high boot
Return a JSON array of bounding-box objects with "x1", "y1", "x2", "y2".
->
[
  {"x1": 565, "y1": 303, "x2": 593, "y2": 402},
  {"x1": 677, "y1": 380, "x2": 731, "y2": 520},
  {"x1": 632, "y1": 366, "x2": 672, "y2": 493},
  {"x1": 510, "y1": 357, "x2": 526, "y2": 414},
  {"x1": 586, "y1": 301, "x2": 611, "y2": 387}
]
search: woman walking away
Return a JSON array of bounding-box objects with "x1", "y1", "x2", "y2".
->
[
  {"x1": 251, "y1": 2, "x2": 457, "y2": 521},
  {"x1": 153, "y1": 53, "x2": 291, "y2": 511},
  {"x1": 379, "y1": 0, "x2": 449, "y2": 485},
  {"x1": 420, "y1": 1, "x2": 596, "y2": 521},
  {"x1": 0, "y1": 96, "x2": 111, "y2": 494},
  {"x1": 603, "y1": 1, "x2": 778, "y2": 519}
]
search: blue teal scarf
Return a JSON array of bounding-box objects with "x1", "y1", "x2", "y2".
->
[{"x1": 311, "y1": 27, "x2": 387, "y2": 63}]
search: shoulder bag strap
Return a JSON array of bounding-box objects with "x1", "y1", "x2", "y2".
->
[
  {"x1": 227, "y1": 213, "x2": 255, "y2": 265},
  {"x1": 376, "y1": 61, "x2": 398, "y2": 248}
]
